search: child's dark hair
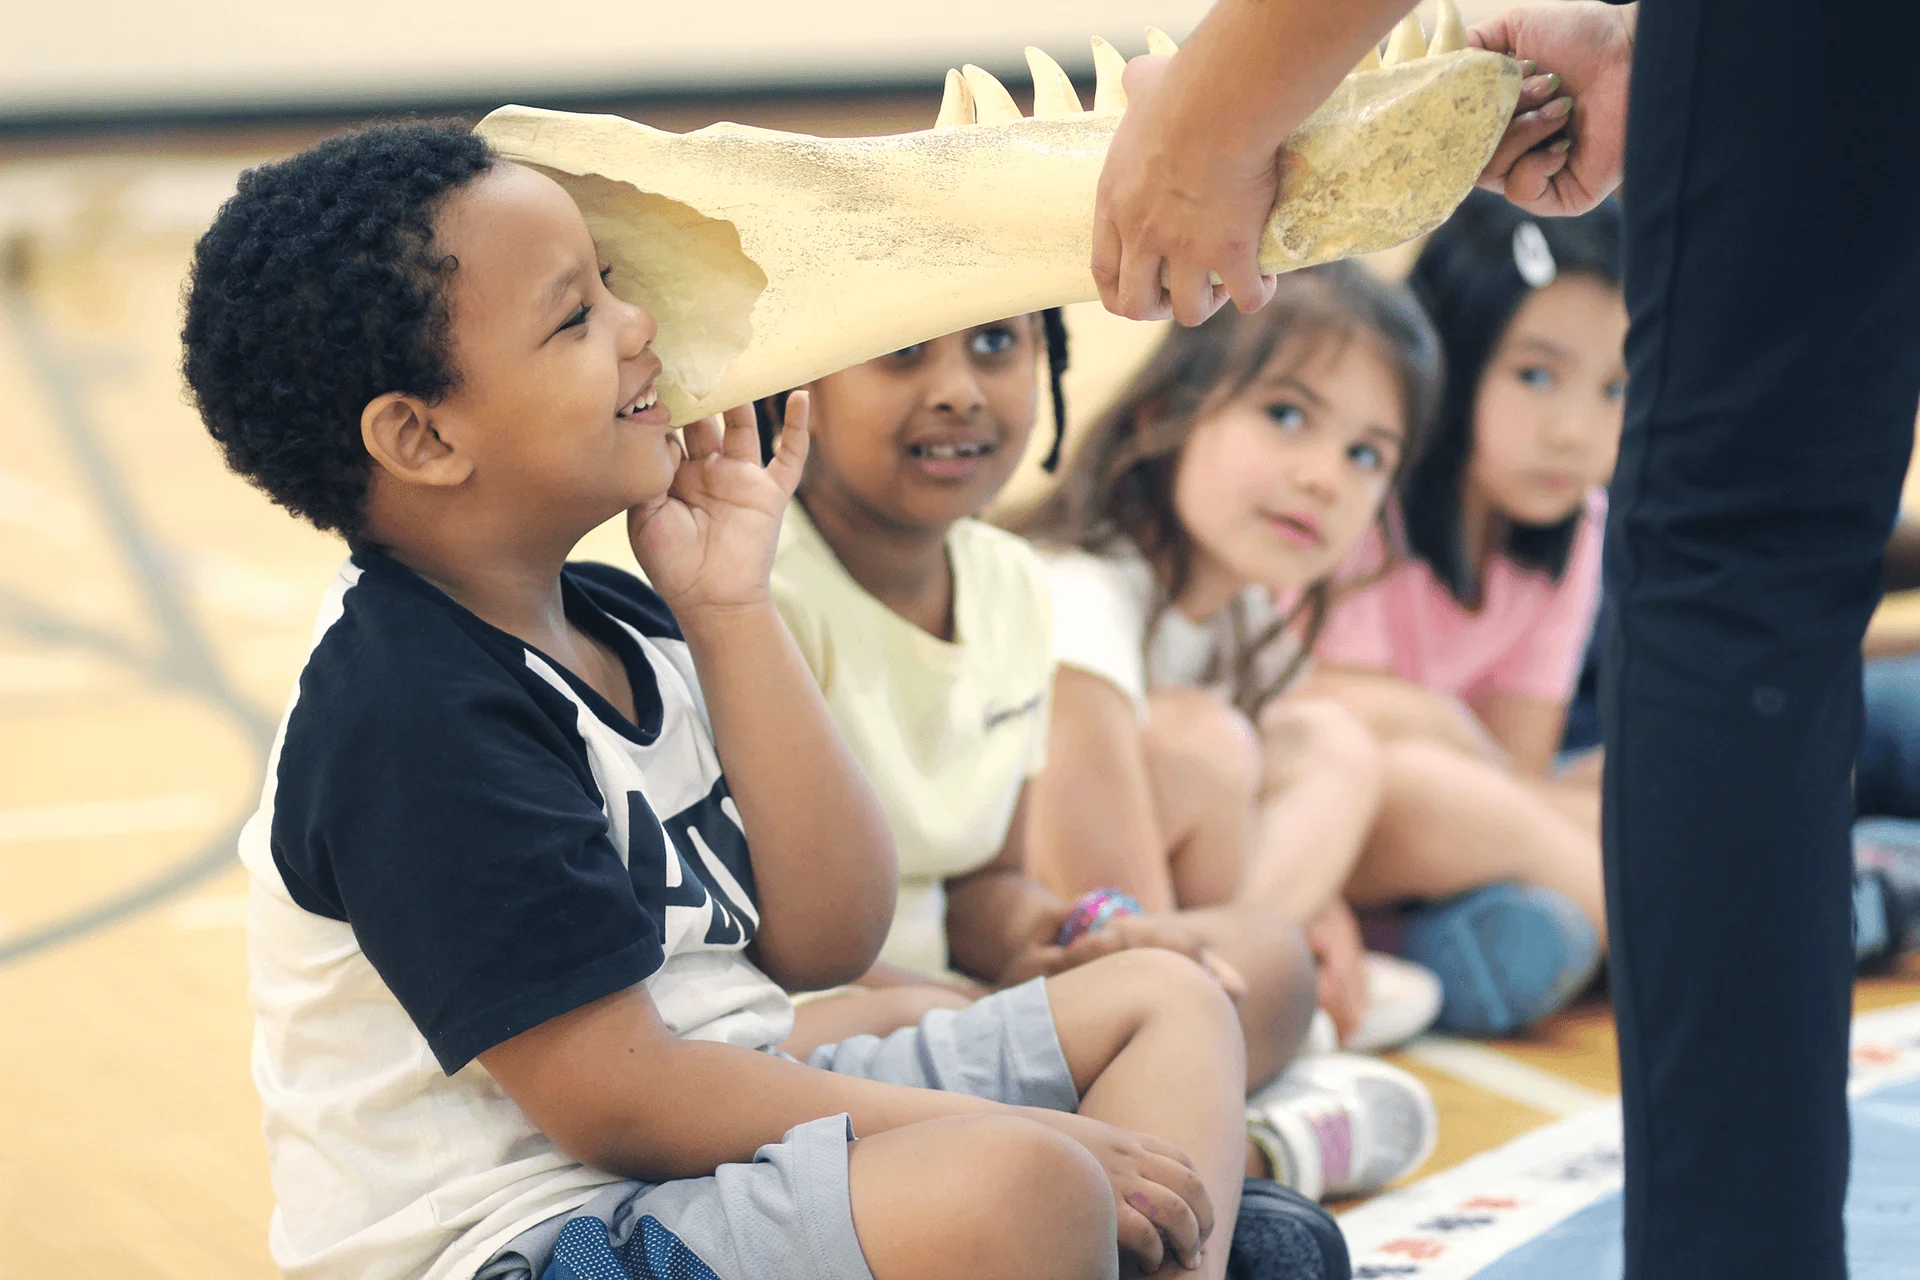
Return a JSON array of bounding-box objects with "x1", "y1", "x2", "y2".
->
[
  {"x1": 181, "y1": 120, "x2": 497, "y2": 539},
  {"x1": 1016, "y1": 260, "x2": 1442, "y2": 715},
  {"x1": 1401, "y1": 189, "x2": 1623, "y2": 602}
]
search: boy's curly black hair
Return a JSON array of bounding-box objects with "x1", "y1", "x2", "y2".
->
[{"x1": 181, "y1": 121, "x2": 496, "y2": 538}]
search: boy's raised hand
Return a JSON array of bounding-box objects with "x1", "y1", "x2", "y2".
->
[{"x1": 628, "y1": 393, "x2": 809, "y2": 618}]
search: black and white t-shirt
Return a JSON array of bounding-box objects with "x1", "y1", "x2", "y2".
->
[{"x1": 241, "y1": 551, "x2": 792, "y2": 1280}]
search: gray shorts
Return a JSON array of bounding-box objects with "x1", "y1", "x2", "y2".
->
[{"x1": 476, "y1": 978, "x2": 1077, "y2": 1280}]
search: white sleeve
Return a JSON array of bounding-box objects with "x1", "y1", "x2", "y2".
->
[{"x1": 1045, "y1": 550, "x2": 1151, "y2": 721}]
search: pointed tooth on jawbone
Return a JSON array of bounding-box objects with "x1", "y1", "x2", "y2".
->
[
  {"x1": 1429, "y1": 0, "x2": 1469, "y2": 54},
  {"x1": 1382, "y1": 12, "x2": 1427, "y2": 65},
  {"x1": 1025, "y1": 47, "x2": 1084, "y2": 117},
  {"x1": 962, "y1": 64, "x2": 1024, "y2": 122},
  {"x1": 935, "y1": 69, "x2": 976, "y2": 128},
  {"x1": 1352, "y1": 44, "x2": 1382, "y2": 73},
  {"x1": 1091, "y1": 36, "x2": 1129, "y2": 112},
  {"x1": 1144, "y1": 26, "x2": 1179, "y2": 56}
]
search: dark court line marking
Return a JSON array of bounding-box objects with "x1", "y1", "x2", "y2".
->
[{"x1": 0, "y1": 279, "x2": 273, "y2": 967}]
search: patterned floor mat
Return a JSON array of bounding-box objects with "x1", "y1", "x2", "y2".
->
[{"x1": 1338, "y1": 1002, "x2": 1920, "y2": 1279}]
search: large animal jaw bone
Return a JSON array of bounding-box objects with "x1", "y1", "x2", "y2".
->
[{"x1": 476, "y1": 8, "x2": 1518, "y2": 425}]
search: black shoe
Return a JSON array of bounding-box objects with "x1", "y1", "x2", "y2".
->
[{"x1": 1226, "y1": 1177, "x2": 1351, "y2": 1280}]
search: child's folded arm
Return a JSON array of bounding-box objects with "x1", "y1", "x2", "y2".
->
[
  {"x1": 943, "y1": 787, "x2": 1071, "y2": 985},
  {"x1": 1027, "y1": 666, "x2": 1182, "y2": 913},
  {"x1": 480, "y1": 982, "x2": 1013, "y2": 1179},
  {"x1": 675, "y1": 599, "x2": 898, "y2": 991}
]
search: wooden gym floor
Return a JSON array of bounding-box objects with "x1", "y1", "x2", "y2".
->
[{"x1": 3, "y1": 109, "x2": 1918, "y2": 1279}]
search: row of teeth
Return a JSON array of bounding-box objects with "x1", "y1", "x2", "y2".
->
[
  {"x1": 910, "y1": 442, "x2": 995, "y2": 459},
  {"x1": 617, "y1": 389, "x2": 658, "y2": 418},
  {"x1": 935, "y1": 0, "x2": 1469, "y2": 127}
]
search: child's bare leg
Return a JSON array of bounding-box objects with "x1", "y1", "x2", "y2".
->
[
  {"x1": 1529, "y1": 751, "x2": 1602, "y2": 833},
  {"x1": 1245, "y1": 697, "x2": 1384, "y2": 921},
  {"x1": 1171, "y1": 903, "x2": 1316, "y2": 1088},
  {"x1": 848, "y1": 1114, "x2": 1117, "y2": 1280},
  {"x1": 1143, "y1": 691, "x2": 1381, "y2": 922},
  {"x1": 1353, "y1": 739, "x2": 1607, "y2": 937},
  {"x1": 1142, "y1": 688, "x2": 1262, "y2": 907},
  {"x1": 1139, "y1": 691, "x2": 1324, "y2": 1084},
  {"x1": 1047, "y1": 949, "x2": 1250, "y2": 1280},
  {"x1": 782, "y1": 985, "x2": 973, "y2": 1059}
]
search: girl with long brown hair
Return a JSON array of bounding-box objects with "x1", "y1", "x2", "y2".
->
[{"x1": 1019, "y1": 261, "x2": 1447, "y2": 1199}]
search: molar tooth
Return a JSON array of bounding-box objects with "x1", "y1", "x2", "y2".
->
[
  {"x1": 935, "y1": 69, "x2": 976, "y2": 128},
  {"x1": 1091, "y1": 36, "x2": 1128, "y2": 112},
  {"x1": 1352, "y1": 44, "x2": 1382, "y2": 73},
  {"x1": 1144, "y1": 26, "x2": 1180, "y2": 56},
  {"x1": 1382, "y1": 12, "x2": 1427, "y2": 65},
  {"x1": 1025, "y1": 47, "x2": 1084, "y2": 117},
  {"x1": 962, "y1": 64, "x2": 1023, "y2": 122},
  {"x1": 1428, "y1": 0, "x2": 1468, "y2": 53}
]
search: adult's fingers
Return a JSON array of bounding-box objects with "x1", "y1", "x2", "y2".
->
[
  {"x1": 1114, "y1": 245, "x2": 1174, "y2": 322},
  {"x1": 1218, "y1": 257, "x2": 1277, "y2": 316},
  {"x1": 1164, "y1": 261, "x2": 1221, "y2": 328},
  {"x1": 1465, "y1": 14, "x2": 1516, "y2": 56},
  {"x1": 1502, "y1": 138, "x2": 1574, "y2": 211},
  {"x1": 1477, "y1": 93, "x2": 1571, "y2": 191},
  {"x1": 1091, "y1": 211, "x2": 1125, "y2": 313}
]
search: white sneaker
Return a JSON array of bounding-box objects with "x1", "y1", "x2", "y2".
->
[
  {"x1": 1346, "y1": 953, "x2": 1444, "y2": 1053},
  {"x1": 1246, "y1": 1053, "x2": 1438, "y2": 1202}
]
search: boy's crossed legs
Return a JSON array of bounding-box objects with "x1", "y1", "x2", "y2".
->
[
  {"x1": 846, "y1": 951, "x2": 1248, "y2": 1280},
  {"x1": 522, "y1": 950, "x2": 1251, "y2": 1280}
]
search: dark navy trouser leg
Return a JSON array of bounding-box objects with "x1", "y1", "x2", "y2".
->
[{"x1": 1606, "y1": 1, "x2": 1920, "y2": 1275}]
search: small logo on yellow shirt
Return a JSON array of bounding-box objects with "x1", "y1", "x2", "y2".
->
[{"x1": 983, "y1": 691, "x2": 1045, "y2": 732}]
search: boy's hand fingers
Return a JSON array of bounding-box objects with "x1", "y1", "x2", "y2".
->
[
  {"x1": 682, "y1": 414, "x2": 725, "y2": 461},
  {"x1": 1115, "y1": 1194, "x2": 1167, "y2": 1274},
  {"x1": 718, "y1": 403, "x2": 759, "y2": 460},
  {"x1": 765, "y1": 390, "x2": 811, "y2": 495},
  {"x1": 1124, "y1": 1176, "x2": 1204, "y2": 1270},
  {"x1": 1148, "y1": 1150, "x2": 1214, "y2": 1244}
]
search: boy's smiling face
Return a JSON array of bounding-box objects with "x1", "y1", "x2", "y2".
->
[{"x1": 397, "y1": 161, "x2": 676, "y2": 536}]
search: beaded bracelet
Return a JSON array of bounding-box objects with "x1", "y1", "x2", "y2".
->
[{"x1": 1056, "y1": 888, "x2": 1146, "y2": 947}]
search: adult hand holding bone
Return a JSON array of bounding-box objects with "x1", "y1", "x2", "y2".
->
[
  {"x1": 1092, "y1": 0, "x2": 1416, "y2": 323},
  {"x1": 1470, "y1": 2, "x2": 1636, "y2": 215},
  {"x1": 1091, "y1": 0, "x2": 1582, "y2": 324}
]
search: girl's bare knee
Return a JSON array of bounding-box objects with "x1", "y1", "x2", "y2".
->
[
  {"x1": 1146, "y1": 689, "x2": 1263, "y2": 803},
  {"x1": 1258, "y1": 697, "x2": 1383, "y2": 795}
]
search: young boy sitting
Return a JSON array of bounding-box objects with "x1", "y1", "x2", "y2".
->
[{"x1": 183, "y1": 121, "x2": 1349, "y2": 1280}]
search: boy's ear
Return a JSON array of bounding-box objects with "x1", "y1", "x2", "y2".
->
[{"x1": 361, "y1": 393, "x2": 473, "y2": 488}]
